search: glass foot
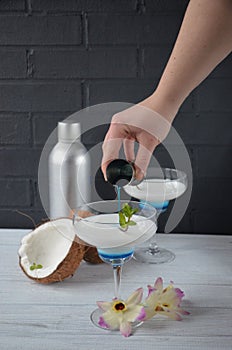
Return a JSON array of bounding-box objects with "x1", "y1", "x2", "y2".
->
[
  {"x1": 133, "y1": 246, "x2": 175, "y2": 264},
  {"x1": 90, "y1": 308, "x2": 143, "y2": 331}
]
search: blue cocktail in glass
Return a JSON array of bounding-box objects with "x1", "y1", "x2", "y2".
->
[
  {"x1": 73, "y1": 200, "x2": 157, "y2": 329},
  {"x1": 123, "y1": 168, "x2": 187, "y2": 264}
]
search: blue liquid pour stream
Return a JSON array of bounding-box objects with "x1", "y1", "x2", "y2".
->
[{"x1": 115, "y1": 185, "x2": 121, "y2": 212}]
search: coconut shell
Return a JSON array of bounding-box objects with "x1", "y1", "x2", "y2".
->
[
  {"x1": 19, "y1": 236, "x2": 87, "y2": 284},
  {"x1": 83, "y1": 247, "x2": 104, "y2": 264}
]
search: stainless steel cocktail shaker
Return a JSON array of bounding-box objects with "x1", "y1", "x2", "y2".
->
[{"x1": 48, "y1": 121, "x2": 90, "y2": 219}]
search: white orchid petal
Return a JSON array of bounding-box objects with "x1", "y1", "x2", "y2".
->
[
  {"x1": 102, "y1": 310, "x2": 121, "y2": 330},
  {"x1": 97, "y1": 301, "x2": 112, "y2": 311},
  {"x1": 144, "y1": 307, "x2": 157, "y2": 320},
  {"x1": 158, "y1": 310, "x2": 182, "y2": 321},
  {"x1": 126, "y1": 288, "x2": 143, "y2": 306},
  {"x1": 123, "y1": 305, "x2": 144, "y2": 322},
  {"x1": 120, "y1": 321, "x2": 132, "y2": 337},
  {"x1": 145, "y1": 290, "x2": 159, "y2": 306}
]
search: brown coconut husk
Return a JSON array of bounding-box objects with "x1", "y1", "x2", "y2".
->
[
  {"x1": 19, "y1": 210, "x2": 103, "y2": 284},
  {"x1": 83, "y1": 246, "x2": 104, "y2": 264},
  {"x1": 19, "y1": 236, "x2": 87, "y2": 284}
]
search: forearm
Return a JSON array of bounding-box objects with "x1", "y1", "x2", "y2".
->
[{"x1": 144, "y1": 0, "x2": 232, "y2": 121}]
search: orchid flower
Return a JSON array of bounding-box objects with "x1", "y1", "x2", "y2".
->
[
  {"x1": 97, "y1": 288, "x2": 146, "y2": 337},
  {"x1": 144, "y1": 277, "x2": 190, "y2": 321}
]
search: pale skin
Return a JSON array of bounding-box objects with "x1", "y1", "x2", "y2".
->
[{"x1": 101, "y1": 0, "x2": 232, "y2": 180}]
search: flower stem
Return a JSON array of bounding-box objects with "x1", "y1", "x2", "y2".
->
[{"x1": 113, "y1": 265, "x2": 122, "y2": 299}]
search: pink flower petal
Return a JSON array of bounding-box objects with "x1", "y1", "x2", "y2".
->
[
  {"x1": 178, "y1": 309, "x2": 190, "y2": 315},
  {"x1": 172, "y1": 313, "x2": 182, "y2": 321},
  {"x1": 136, "y1": 307, "x2": 146, "y2": 321},
  {"x1": 154, "y1": 277, "x2": 163, "y2": 290},
  {"x1": 120, "y1": 321, "x2": 132, "y2": 337},
  {"x1": 98, "y1": 316, "x2": 110, "y2": 329},
  {"x1": 147, "y1": 285, "x2": 155, "y2": 296},
  {"x1": 175, "y1": 288, "x2": 185, "y2": 300}
]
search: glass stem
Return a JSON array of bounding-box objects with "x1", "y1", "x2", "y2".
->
[
  {"x1": 113, "y1": 265, "x2": 122, "y2": 299},
  {"x1": 148, "y1": 235, "x2": 160, "y2": 254},
  {"x1": 148, "y1": 209, "x2": 162, "y2": 254}
]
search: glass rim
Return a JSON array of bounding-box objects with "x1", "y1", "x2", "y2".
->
[
  {"x1": 73, "y1": 199, "x2": 157, "y2": 225},
  {"x1": 138, "y1": 167, "x2": 187, "y2": 184}
]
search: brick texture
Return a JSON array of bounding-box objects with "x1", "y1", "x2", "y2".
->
[
  {"x1": 32, "y1": 48, "x2": 137, "y2": 78},
  {"x1": 0, "y1": 83, "x2": 82, "y2": 112},
  {"x1": 31, "y1": 0, "x2": 137, "y2": 12},
  {"x1": 197, "y1": 147, "x2": 232, "y2": 179},
  {"x1": 88, "y1": 79, "x2": 156, "y2": 105},
  {"x1": 0, "y1": 0, "x2": 25, "y2": 11},
  {"x1": 172, "y1": 112, "x2": 232, "y2": 145},
  {"x1": 0, "y1": 0, "x2": 231, "y2": 234},
  {"x1": 33, "y1": 113, "x2": 70, "y2": 145},
  {"x1": 0, "y1": 15, "x2": 82, "y2": 45},
  {"x1": 88, "y1": 14, "x2": 182, "y2": 45},
  {"x1": 0, "y1": 179, "x2": 31, "y2": 207},
  {"x1": 198, "y1": 79, "x2": 232, "y2": 112},
  {"x1": 0, "y1": 50, "x2": 26, "y2": 78},
  {"x1": 0, "y1": 114, "x2": 31, "y2": 145},
  {"x1": 0, "y1": 149, "x2": 41, "y2": 177},
  {"x1": 145, "y1": 0, "x2": 189, "y2": 12},
  {"x1": 143, "y1": 47, "x2": 172, "y2": 78}
]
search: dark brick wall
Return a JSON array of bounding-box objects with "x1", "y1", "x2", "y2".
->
[{"x1": 0, "y1": 0, "x2": 231, "y2": 233}]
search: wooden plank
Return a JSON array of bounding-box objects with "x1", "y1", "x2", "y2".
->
[
  {"x1": 1, "y1": 304, "x2": 232, "y2": 337},
  {"x1": 0, "y1": 335, "x2": 232, "y2": 350},
  {"x1": 0, "y1": 280, "x2": 232, "y2": 308},
  {"x1": 3, "y1": 244, "x2": 232, "y2": 285},
  {"x1": 1, "y1": 230, "x2": 232, "y2": 350}
]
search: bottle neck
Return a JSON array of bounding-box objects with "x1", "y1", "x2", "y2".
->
[{"x1": 58, "y1": 138, "x2": 81, "y2": 144}]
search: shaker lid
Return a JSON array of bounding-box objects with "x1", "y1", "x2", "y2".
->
[{"x1": 58, "y1": 121, "x2": 81, "y2": 142}]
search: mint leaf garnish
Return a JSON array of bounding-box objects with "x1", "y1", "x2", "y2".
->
[
  {"x1": 119, "y1": 203, "x2": 138, "y2": 230},
  {"x1": 119, "y1": 212, "x2": 127, "y2": 227},
  {"x1": 127, "y1": 220, "x2": 136, "y2": 226},
  {"x1": 30, "y1": 262, "x2": 43, "y2": 271}
]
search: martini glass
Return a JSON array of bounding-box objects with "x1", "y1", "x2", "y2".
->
[
  {"x1": 123, "y1": 168, "x2": 187, "y2": 264},
  {"x1": 72, "y1": 200, "x2": 157, "y2": 330}
]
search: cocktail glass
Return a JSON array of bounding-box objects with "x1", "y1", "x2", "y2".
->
[
  {"x1": 123, "y1": 168, "x2": 187, "y2": 264},
  {"x1": 72, "y1": 200, "x2": 157, "y2": 330}
]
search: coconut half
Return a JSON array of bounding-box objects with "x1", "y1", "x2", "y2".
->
[{"x1": 18, "y1": 218, "x2": 86, "y2": 284}]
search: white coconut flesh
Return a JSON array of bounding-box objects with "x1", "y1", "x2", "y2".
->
[{"x1": 18, "y1": 218, "x2": 79, "y2": 279}]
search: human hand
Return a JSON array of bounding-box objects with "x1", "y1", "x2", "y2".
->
[{"x1": 101, "y1": 103, "x2": 171, "y2": 181}]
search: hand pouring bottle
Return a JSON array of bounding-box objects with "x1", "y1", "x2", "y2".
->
[{"x1": 48, "y1": 121, "x2": 90, "y2": 219}]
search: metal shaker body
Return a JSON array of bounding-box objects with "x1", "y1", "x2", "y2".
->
[{"x1": 48, "y1": 122, "x2": 90, "y2": 219}]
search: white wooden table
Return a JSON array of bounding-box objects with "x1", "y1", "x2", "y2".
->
[{"x1": 1, "y1": 230, "x2": 232, "y2": 350}]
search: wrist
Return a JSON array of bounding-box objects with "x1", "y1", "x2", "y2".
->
[{"x1": 144, "y1": 91, "x2": 181, "y2": 123}]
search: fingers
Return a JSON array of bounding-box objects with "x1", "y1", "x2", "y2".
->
[
  {"x1": 101, "y1": 109, "x2": 162, "y2": 182},
  {"x1": 134, "y1": 132, "x2": 159, "y2": 180},
  {"x1": 101, "y1": 121, "x2": 126, "y2": 180},
  {"x1": 101, "y1": 137, "x2": 122, "y2": 180},
  {"x1": 123, "y1": 138, "x2": 135, "y2": 163}
]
